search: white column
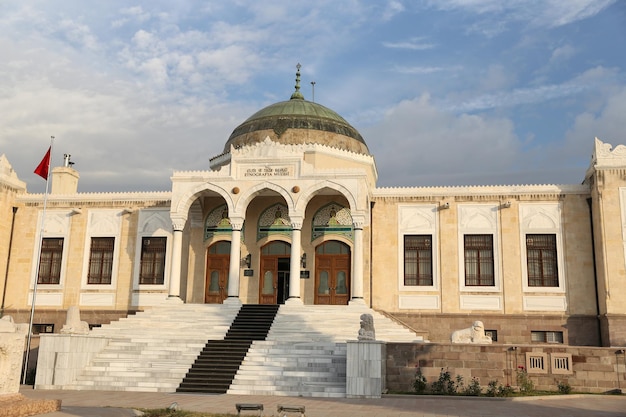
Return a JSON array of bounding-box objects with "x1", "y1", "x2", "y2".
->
[
  {"x1": 225, "y1": 219, "x2": 243, "y2": 305},
  {"x1": 286, "y1": 221, "x2": 303, "y2": 305},
  {"x1": 350, "y1": 224, "x2": 365, "y2": 305},
  {"x1": 167, "y1": 218, "x2": 186, "y2": 303}
]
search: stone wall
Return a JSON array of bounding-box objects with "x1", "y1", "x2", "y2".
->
[
  {"x1": 387, "y1": 313, "x2": 601, "y2": 346},
  {"x1": 386, "y1": 342, "x2": 626, "y2": 394}
]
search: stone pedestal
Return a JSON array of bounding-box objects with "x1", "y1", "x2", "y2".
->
[
  {"x1": 0, "y1": 333, "x2": 26, "y2": 394},
  {"x1": 35, "y1": 334, "x2": 108, "y2": 389},
  {"x1": 346, "y1": 340, "x2": 386, "y2": 398}
]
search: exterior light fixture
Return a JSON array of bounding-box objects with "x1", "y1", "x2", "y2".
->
[
  {"x1": 301, "y1": 253, "x2": 307, "y2": 269},
  {"x1": 244, "y1": 254, "x2": 252, "y2": 269}
]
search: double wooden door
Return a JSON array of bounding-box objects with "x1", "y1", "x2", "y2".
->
[{"x1": 315, "y1": 254, "x2": 350, "y2": 305}]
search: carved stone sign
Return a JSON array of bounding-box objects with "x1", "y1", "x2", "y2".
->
[{"x1": 242, "y1": 166, "x2": 293, "y2": 177}]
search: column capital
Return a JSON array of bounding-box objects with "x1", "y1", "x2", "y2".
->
[
  {"x1": 229, "y1": 217, "x2": 245, "y2": 230},
  {"x1": 290, "y1": 216, "x2": 304, "y2": 230},
  {"x1": 171, "y1": 217, "x2": 187, "y2": 231},
  {"x1": 352, "y1": 215, "x2": 367, "y2": 230}
]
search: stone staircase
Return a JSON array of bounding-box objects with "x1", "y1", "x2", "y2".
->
[
  {"x1": 177, "y1": 304, "x2": 279, "y2": 394},
  {"x1": 66, "y1": 303, "x2": 241, "y2": 392},
  {"x1": 227, "y1": 304, "x2": 423, "y2": 397},
  {"x1": 60, "y1": 303, "x2": 422, "y2": 396}
]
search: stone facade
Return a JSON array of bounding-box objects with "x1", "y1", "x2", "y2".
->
[{"x1": 1, "y1": 85, "x2": 625, "y2": 356}]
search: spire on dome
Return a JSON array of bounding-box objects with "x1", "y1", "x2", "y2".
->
[{"x1": 290, "y1": 63, "x2": 304, "y2": 100}]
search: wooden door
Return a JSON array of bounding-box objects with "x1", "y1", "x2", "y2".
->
[
  {"x1": 315, "y1": 250, "x2": 350, "y2": 305},
  {"x1": 205, "y1": 254, "x2": 229, "y2": 304},
  {"x1": 260, "y1": 257, "x2": 277, "y2": 304}
]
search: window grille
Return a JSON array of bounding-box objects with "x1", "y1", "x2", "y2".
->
[
  {"x1": 464, "y1": 234, "x2": 494, "y2": 286},
  {"x1": 551, "y1": 353, "x2": 573, "y2": 374},
  {"x1": 531, "y1": 330, "x2": 564, "y2": 344},
  {"x1": 87, "y1": 237, "x2": 114, "y2": 284},
  {"x1": 525, "y1": 352, "x2": 548, "y2": 374},
  {"x1": 404, "y1": 235, "x2": 433, "y2": 286},
  {"x1": 38, "y1": 238, "x2": 64, "y2": 284},
  {"x1": 139, "y1": 237, "x2": 166, "y2": 285},
  {"x1": 526, "y1": 234, "x2": 559, "y2": 287}
]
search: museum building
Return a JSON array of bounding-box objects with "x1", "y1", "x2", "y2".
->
[{"x1": 1, "y1": 67, "x2": 625, "y2": 347}]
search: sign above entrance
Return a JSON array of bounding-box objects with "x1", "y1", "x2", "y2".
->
[{"x1": 241, "y1": 165, "x2": 294, "y2": 178}]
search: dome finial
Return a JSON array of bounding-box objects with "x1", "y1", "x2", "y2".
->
[{"x1": 290, "y1": 63, "x2": 304, "y2": 100}]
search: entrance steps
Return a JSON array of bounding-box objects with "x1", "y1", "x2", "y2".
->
[
  {"x1": 66, "y1": 303, "x2": 241, "y2": 392},
  {"x1": 58, "y1": 303, "x2": 422, "y2": 395},
  {"x1": 227, "y1": 304, "x2": 423, "y2": 397}
]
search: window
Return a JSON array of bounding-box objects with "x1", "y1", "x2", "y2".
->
[
  {"x1": 139, "y1": 237, "x2": 166, "y2": 285},
  {"x1": 38, "y1": 238, "x2": 64, "y2": 284},
  {"x1": 484, "y1": 329, "x2": 498, "y2": 342},
  {"x1": 404, "y1": 235, "x2": 433, "y2": 286},
  {"x1": 464, "y1": 234, "x2": 494, "y2": 286},
  {"x1": 32, "y1": 324, "x2": 54, "y2": 334},
  {"x1": 526, "y1": 234, "x2": 558, "y2": 287},
  {"x1": 87, "y1": 237, "x2": 114, "y2": 284},
  {"x1": 531, "y1": 330, "x2": 564, "y2": 344}
]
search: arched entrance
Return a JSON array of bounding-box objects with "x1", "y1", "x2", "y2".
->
[
  {"x1": 315, "y1": 240, "x2": 351, "y2": 305},
  {"x1": 205, "y1": 241, "x2": 230, "y2": 304},
  {"x1": 260, "y1": 241, "x2": 291, "y2": 305}
]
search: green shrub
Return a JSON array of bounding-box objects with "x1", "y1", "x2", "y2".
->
[
  {"x1": 557, "y1": 380, "x2": 572, "y2": 394},
  {"x1": 516, "y1": 366, "x2": 535, "y2": 394},
  {"x1": 413, "y1": 367, "x2": 428, "y2": 394},
  {"x1": 431, "y1": 368, "x2": 457, "y2": 395},
  {"x1": 463, "y1": 377, "x2": 482, "y2": 396}
]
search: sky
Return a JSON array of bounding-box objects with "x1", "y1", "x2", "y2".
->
[{"x1": 1, "y1": 0, "x2": 625, "y2": 193}]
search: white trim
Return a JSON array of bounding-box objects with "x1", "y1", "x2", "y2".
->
[
  {"x1": 519, "y1": 203, "x2": 566, "y2": 294},
  {"x1": 397, "y1": 204, "x2": 439, "y2": 291},
  {"x1": 523, "y1": 295, "x2": 567, "y2": 311},
  {"x1": 458, "y1": 204, "x2": 501, "y2": 293},
  {"x1": 79, "y1": 292, "x2": 116, "y2": 306},
  {"x1": 399, "y1": 295, "x2": 440, "y2": 310},
  {"x1": 28, "y1": 292, "x2": 63, "y2": 307},
  {"x1": 132, "y1": 209, "x2": 172, "y2": 291},
  {"x1": 80, "y1": 209, "x2": 123, "y2": 290},
  {"x1": 131, "y1": 291, "x2": 169, "y2": 307},
  {"x1": 29, "y1": 210, "x2": 72, "y2": 292},
  {"x1": 460, "y1": 295, "x2": 502, "y2": 310}
]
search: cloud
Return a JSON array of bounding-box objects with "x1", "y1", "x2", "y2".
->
[
  {"x1": 425, "y1": 0, "x2": 617, "y2": 34},
  {"x1": 382, "y1": 37, "x2": 435, "y2": 50},
  {"x1": 363, "y1": 94, "x2": 524, "y2": 187},
  {"x1": 443, "y1": 66, "x2": 619, "y2": 112}
]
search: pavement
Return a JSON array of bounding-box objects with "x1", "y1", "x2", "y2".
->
[{"x1": 18, "y1": 386, "x2": 626, "y2": 417}]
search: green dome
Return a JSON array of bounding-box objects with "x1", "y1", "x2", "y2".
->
[
  {"x1": 224, "y1": 97, "x2": 367, "y2": 153},
  {"x1": 224, "y1": 65, "x2": 368, "y2": 155}
]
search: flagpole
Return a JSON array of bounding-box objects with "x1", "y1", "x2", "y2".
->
[{"x1": 23, "y1": 135, "x2": 54, "y2": 385}]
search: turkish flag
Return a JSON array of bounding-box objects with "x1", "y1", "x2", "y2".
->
[{"x1": 34, "y1": 147, "x2": 51, "y2": 180}]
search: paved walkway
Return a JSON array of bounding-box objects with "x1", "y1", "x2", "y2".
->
[{"x1": 19, "y1": 386, "x2": 626, "y2": 417}]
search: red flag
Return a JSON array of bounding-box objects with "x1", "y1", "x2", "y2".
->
[{"x1": 34, "y1": 147, "x2": 51, "y2": 180}]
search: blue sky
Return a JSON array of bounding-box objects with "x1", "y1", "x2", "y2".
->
[{"x1": 1, "y1": 0, "x2": 624, "y2": 193}]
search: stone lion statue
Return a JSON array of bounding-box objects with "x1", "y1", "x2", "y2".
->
[
  {"x1": 450, "y1": 320, "x2": 492, "y2": 344},
  {"x1": 358, "y1": 313, "x2": 376, "y2": 341}
]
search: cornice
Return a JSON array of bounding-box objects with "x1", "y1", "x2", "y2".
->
[
  {"x1": 17, "y1": 191, "x2": 171, "y2": 205},
  {"x1": 373, "y1": 183, "x2": 589, "y2": 199}
]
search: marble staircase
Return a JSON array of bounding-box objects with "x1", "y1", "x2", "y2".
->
[
  {"x1": 62, "y1": 303, "x2": 423, "y2": 395},
  {"x1": 66, "y1": 303, "x2": 240, "y2": 392},
  {"x1": 228, "y1": 304, "x2": 423, "y2": 397}
]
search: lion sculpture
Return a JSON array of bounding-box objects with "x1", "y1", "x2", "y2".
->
[
  {"x1": 358, "y1": 313, "x2": 376, "y2": 341},
  {"x1": 450, "y1": 320, "x2": 492, "y2": 344}
]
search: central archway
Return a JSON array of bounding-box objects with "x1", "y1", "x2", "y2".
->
[{"x1": 260, "y1": 241, "x2": 291, "y2": 304}]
